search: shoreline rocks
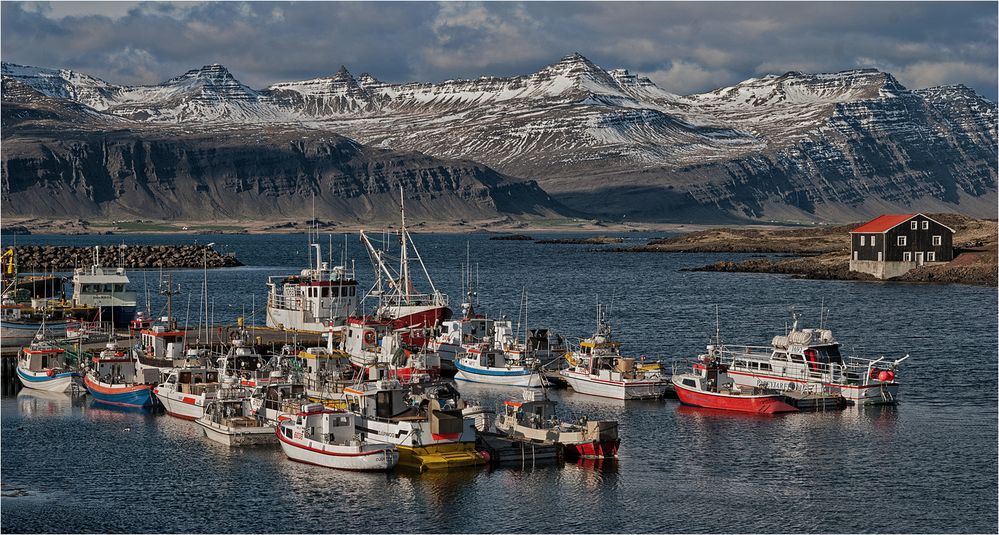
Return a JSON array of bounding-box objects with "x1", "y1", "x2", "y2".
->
[{"x1": 9, "y1": 245, "x2": 243, "y2": 270}]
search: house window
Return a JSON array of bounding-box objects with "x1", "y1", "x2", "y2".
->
[
  {"x1": 903, "y1": 252, "x2": 912, "y2": 262},
  {"x1": 871, "y1": 236, "x2": 876, "y2": 247},
  {"x1": 928, "y1": 252, "x2": 936, "y2": 262},
  {"x1": 910, "y1": 221, "x2": 918, "y2": 230},
  {"x1": 853, "y1": 251, "x2": 858, "y2": 260},
  {"x1": 897, "y1": 236, "x2": 907, "y2": 246},
  {"x1": 877, "y1": 252, "x2": 883, "y2": 261},
  {"x1": 932, "y1": 235, "x2": 942, "y2": 246},
  {"x1": 860, "y1": 236, "x2": 866, "y2": 246},
  {"x1": 921, "y1": 221, "x2": 929, "y2": 230}
]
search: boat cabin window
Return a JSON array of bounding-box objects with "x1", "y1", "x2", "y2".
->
[
  {"x1": 790, "y1": 354, "x2": 805, "y2": 363},
  {"x1": 284, "y1": 428, "x2": 293, "y2": 439},
  {"x1": 681, "y1": 378, "x2": 697, "y2": 388},
  {"x1": 167, "y1": 375, "x2": 177, "y2": 385},
  {"x1": 114, "y1": 284, "x2": 125, "y2": 293},
  {"x1": 758, "y1": 362, "x2": 772, "y2": 371},
  {"x1": 772, "y1": 352, "x2": 788, "y2": 361},
  {"x1": 375, "y1": 391, "x2": 393, "y2": 419},
  {"x1": 815, "y1": 345, "x2": 843, "y2": 364}
]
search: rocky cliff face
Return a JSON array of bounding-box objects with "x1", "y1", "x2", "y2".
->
[
  {"x1": 3, "y1": 55, "x2": 996, "y2": 222},
  {"x1": 1, "y1": 80, "x2": 565, "y2": 222}
]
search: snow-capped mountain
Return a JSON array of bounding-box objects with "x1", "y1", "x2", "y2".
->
[{"x1": 2, "y1": 54, "x2": 996, "y2": 222}]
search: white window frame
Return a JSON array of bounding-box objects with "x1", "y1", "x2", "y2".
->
[
  {"x1": 877, "y1": 252, "x2": 883, "y2": 261},
  {"x1": 853, "y1": 251, "x2": 858, "y2": 260},
  {"x1": 932, "y1": 235, "x2": 942, "y2": 246},
  {"x1": 928, "y1": 252, "x2": 936, "y2": 262},
  {"x1": 871, "y1": 235, "x2": 876, "y2": 247},
  {"x1": 903, "y1": 252, "x2": 912, "y2": 262},
  {"x1": 860, "y1": 235, "x2": 866, "y2": 246},
  {"x1": 921, "y1": 221, "x2": 929, "y2": 230},
  {"x1": 898, "y1": 236, "x2": 907, "y2": 246},
  {"x1": 910, "y1": 221, "x2": 918, "y2": 230}
]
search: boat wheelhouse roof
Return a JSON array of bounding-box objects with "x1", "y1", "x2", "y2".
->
[
  {"x1": 142, "y1": 329, "x2": 185, "y2": 337},
  {"x1": 581, "y1": 340, "x2": 621, "y2": 348},
  {"x1": 24, "y1": 347, "x2": 65, "y2": 355}
]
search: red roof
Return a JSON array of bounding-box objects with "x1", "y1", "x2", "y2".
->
[{"x1": 850, "y1": 214, "x2": 915, "y2": 234}]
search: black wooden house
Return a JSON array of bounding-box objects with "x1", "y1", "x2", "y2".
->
[{"x1": 848, "y1": 214, "x2": 954, "y2": 279}]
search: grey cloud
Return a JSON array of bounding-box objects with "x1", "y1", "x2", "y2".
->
[{"x1": 1, "y1": 1, "x2": 995, "y2": 99}]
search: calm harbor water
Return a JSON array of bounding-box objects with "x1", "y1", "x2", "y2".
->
[{"x1": 2, "y1": 232, "x2": 997, "y2": 533}]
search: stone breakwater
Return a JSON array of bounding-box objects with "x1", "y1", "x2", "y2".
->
[{"x1": 10, "y1": 245, "x2": 243, "y2": 270}]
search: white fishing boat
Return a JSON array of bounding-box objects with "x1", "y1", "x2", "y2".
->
[
  {"x1": 454, "y1": 343, "x2": 544, "y2": 387},
  {"x1": 276, "y1": 404, "x2": 399, "y2": 471},
  {"x1": 343, "y1": 379, "x2": 484, "y2": 471},
  {"x1": 266, "y1": 242, "x2": 359, "y2": 333},
  {"x1": 560, "y1": 305, "x2": 669, "y2": 400},
  {"x1": 196, "y1": 387, "x2": 277, "y2": 447},
  {"x1": 342, "y1": 317, "x2": 441, "y2": 382},
  {"x1": 153, "y1": 367, "x2": 220, "y2": 421},
  {"x1": 495, "y1": 390, "x2": 620, "y2": 459},
  {"x1": 16, "y1": 330, "x2": 77, "y2": 393},
  {"x1": 709, "y1": 311, "x2": 905, "y2": 405},
  {"x1": 71, "y1": 246, "x2": 137, "y2": 328}
]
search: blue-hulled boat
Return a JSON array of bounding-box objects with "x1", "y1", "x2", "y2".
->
[{"x1": 83, "y1": 340, "x2": 158, "y2": 408}]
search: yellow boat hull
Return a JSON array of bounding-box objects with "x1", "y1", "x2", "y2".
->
[{"x1": 398, "y1": 442, "x2": 485, "y2": 472}]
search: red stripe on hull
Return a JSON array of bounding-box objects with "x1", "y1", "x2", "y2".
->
[
  {"x1": 165, "y1": 410, "x2": 198, "y2": 421},
  {"x1": 674, "y1": 384, "x2": 798, "y2": 414},
  {"x1": 275, "y1": 427, "x2": 389, "y2": 457}
]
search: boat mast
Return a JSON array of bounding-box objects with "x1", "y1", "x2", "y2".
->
[{"x1": 399, "y1": 187, "x2": 410, "y2": 301}]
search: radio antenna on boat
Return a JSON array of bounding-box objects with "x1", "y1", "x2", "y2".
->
[
  {"x1": 819, "y1": 297, "x2": 826, "y2": 329},
  {"x1": 715, "y1": 304, "x2": 720, "y2": 347}
]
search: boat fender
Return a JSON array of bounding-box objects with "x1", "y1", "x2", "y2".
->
[
  {"x1": 364, "y1": 331, "x2": 375, "y2": 345},
  {"x1": 878, "y1": 370, "x2": 895, "y2": 382},
  {"x1": 46, "y1": 369, "x2": 55, "y2": 377},
  {"x1": 478, "y1": 450, "x2": 491, "y2": 464},
  {"x1": 786, "y1": 382, "x2": 796, "y2": 391}
]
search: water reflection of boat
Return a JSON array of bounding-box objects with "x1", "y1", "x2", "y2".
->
[{"x1": 17, "y1": 388, "x2": 72, "y2": 417}]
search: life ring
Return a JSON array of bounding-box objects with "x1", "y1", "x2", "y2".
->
[
  {"x1": 364, "y1": 331, "x2": 375, "y2": 345},
  {"x1": 46, "y1": 369, "x2": 55, "y2": 377},
  {"x1": 295, "y1": 297, "x2": 303, "y2": 308}
]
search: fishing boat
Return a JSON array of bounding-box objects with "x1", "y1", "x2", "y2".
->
[
  {"x1": 560, "y1": 306, "x2": 669, "y2": 400},
  {"x1": 672, "y1": 354, "x2": 798, "y2": 414},
  {"x1": 153, "y1": 367, "x2": 220, "y2": 420},
  {"x1": 196, "y1": 386, "x2": 277, "y2": 447},
  {"x1": 360, "y1": 189, "x2": 450, "y2": 339},
  {"x1": 266, "y1": 242, "x2": 359, "y2": 333},
  {"x1": 494, "y1": 389, "x2": 620, "y2": 459},
  {"x1": 342, "y1": 318, "x2": 441, "y2": 382},
  {"x1": 343, "y1": 379, "x2": 484, "y2": 471},
  {"x1": 16, "y1": 331, "x2": 77, "y2": 393},
  {"x1": 70, "y1": 246, "x2": 137, "y2": 328},
  {"x1": 276, "y1": 404, "x2": 399, "y2": 471},
  {"x1": 1, "y1": 296, "x2": 96, "y2": 347},
  {"x1": 82, "y1": 339, "x2": 159, "y2": 408},
  {"x1": 454, "y1": 343, "x2": 544, "y2": 387},
  {"x1": 710, "y1": 311, "x2": 905, "y2": 405}
]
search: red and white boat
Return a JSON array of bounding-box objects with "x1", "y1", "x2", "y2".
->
[
  {"x1": 341, "y1": 317, "x2": 441, "y2": 382},
  {"x1": 672, "y1": 355, "x2": 798, "y2": 414},
  {"x1": 276, "y1": 404, "x2": 399, "y2": 471},
  {"x1": 710, "y1": 311, "x2": 906, "y2": 405},
  {"x1": 494, "y1": 390, "x2": 620, "y2": 459},
  {"x1": 266, "y1": 243, "x2": 359, "y2": 333},
  {"x1": 153, "y1": 367, "x2": 220, "y2": 420},
  {"x1": 359, "y1": 188, "x2": 450, "y2": 341}
]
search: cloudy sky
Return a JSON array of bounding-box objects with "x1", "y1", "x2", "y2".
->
[{"x1": 2, "y1": 1, "x2": 996, "y2": 98}]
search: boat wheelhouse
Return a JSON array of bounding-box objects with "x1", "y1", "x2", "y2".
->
[
  {"x1": 71, "y1": 247, "x2": 137, "y2": 328},
  {"x1": 560, "y1": 307, "x2": 669, "y2": 400},
  {"x1": 343, "y1": 379, "x2": 484, "y2": 471},
  {"x1": 266, "y1": 243, "x2": 359, "y2": 333},
  {"x1": 276, "y1": 404, "x2": 399, "y2": 471},
  {"x1": 711, "y1": 314, "x2": 905, "y2": 405}
]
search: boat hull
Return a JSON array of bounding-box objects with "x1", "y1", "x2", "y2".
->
[
  {"x1": 454, "y1": 361, "x2": 543, "y2": 387},
  {"x1": 15, "y1": 367, "x2": 76, "y2": 393},
  {"x1": 725, "y1": 370, "x2": 900, "y2": 406},
  {"x1": 276, "y1": 428, "x2": 398, "y2": 471},
  {"x1": 564, "y1": 440, "x2": 620, "y2": 460},
  {"x1": 673, "y1": 381, "x2": 798, "y2": 414},
  {"x1": 83, "y1": 375, "x2": 155, "y2": 408},
  {"x1": 196, "y1": 419, "x2": 277, "y2": 447},
  {"x1": 153, "y1": 388, "x2": 207, "y2": 421},
  {"x1": 93, "y1": 306, "x2": 137, "y2": 328},
  {"x1": 560, "y1": 371, "x2": 667, "y2": 400}
]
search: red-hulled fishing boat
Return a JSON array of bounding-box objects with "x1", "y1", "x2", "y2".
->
[{"x1": 672, "y1": 355, "x2": 797, "y2": 415}]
